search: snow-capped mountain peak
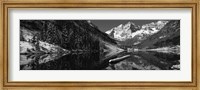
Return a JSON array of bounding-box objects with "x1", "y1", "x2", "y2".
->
[
  {"x1": 117, "y1": 24, "x2": 123, "y2": 28},
  {"x1": 105, "y1": 21, "x2": 169, "y2": 45},
  {"x1": 105, "y1": 29, "x2": 113, "y2": 35},
  {"x1": 105, "y1": 21, "x2": 140, "y2": 41},
  {"x1": 124, "y1": 22, "x2": 135, "y2": 28},
  {"x1": 141, "y1": 21, "x2": 168, "y2": 30}
]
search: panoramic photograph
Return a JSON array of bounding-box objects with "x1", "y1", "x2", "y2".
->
[{"x1": 20, "y1": 20, "x2": 180, "y2": 70}]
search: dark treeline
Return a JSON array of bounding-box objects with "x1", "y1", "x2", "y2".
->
[{"x1": 20, "y1": 20, "x2": 117, "y2": 51}]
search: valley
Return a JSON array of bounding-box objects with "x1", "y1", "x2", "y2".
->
[{"x1": 20, "y1": 20, "x2": 180, "y2": 70}]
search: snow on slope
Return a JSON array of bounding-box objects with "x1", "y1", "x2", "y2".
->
[
  {"x1": 20, "y1": 41, "x2": 69, "y2": 54},
  {"x1": 21, "y1": 28, "x2": 39, "y2": 42},
  {"x1": 106, "y1": 22, "x2": 140, "y2": 41},
  {"x1": 38, "y1": 41, "x2": 69, "y2": 53},
  {"x1": 20, "y1": 41, "x2": 37, "y2": 53},
  {"x1": 105, "y1": 21, "x2": 169, "y2": 45}
]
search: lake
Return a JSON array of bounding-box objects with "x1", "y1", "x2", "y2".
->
[{"x1": 20, "y1": 50, "x2": 180, "y2": 70}]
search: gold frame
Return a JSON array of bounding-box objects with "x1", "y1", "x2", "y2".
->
[{"x1": 0, "y1": 0, "x2": 199, "y2": 90}]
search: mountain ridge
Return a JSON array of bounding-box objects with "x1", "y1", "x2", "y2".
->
[
  {"x1": 138, "y1": 20, "x2": 180, "y2": 49},
  {"x1": 20, "y1": 20, "x2": 123, "y2": 55},
  {"x1": 105, "y1": 20, "x2": 180, "y2": 49}
]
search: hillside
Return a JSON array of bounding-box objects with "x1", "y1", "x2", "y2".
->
[
  {"x1": 105, "y1": 20, "x2": 180, "y2": 50},
  {"x1": 138, "y1": 20, "x2": 180, "y2": 49},
  {"x1": 21, "y1": 20, "x2": 119, "y2": 52},
  {"x1": 105, "y1": 21, "x2": 169, "y2": 46}
]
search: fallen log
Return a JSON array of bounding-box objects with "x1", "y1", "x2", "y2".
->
[{"x1": 109, "y1": 55, "x2": 131, "y2": 63}]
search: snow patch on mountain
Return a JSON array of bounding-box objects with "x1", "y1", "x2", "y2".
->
[
  {"x1": 20, "y1": 41, "x2": 70, "y2": 54},
  {"x1": 105, "y1": 30, "x2": 113, "y2": 35},
  {"x1": 105, "y1": 22, "x2": 140, "y2": 41},
  {"x1": 38, "y1": 41, "x2": 68, "y2": 53},
  {"x1": 105, "y1": 21, "x2": 169, "y2": 44},
  {"x1": 20, "y1": 41, "x2": 37, "y2": 53},
  {"x1": 159, "y1": 35, "x2": 166, "y2": 39},
  {"x1": 21, "y1": 28, "x2": 42, "y2": 42}
]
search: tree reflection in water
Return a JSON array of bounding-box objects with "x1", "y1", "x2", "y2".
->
[{"x1": 20, "y1": 50, "x2": 180, "y2": 70}]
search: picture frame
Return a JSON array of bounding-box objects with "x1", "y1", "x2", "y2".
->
[{"x1": 0, "y1": 0, "x2": 199, "y2": 90}]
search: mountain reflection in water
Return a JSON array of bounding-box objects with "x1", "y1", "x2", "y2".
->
[{"x1": 20, "y1": 50, "x2": 180, "y2": 70}]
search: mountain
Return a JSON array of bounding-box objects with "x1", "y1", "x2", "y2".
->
[
  {"x1": 105, "y1": 21, "x2": 169, "y2": 46},
  {"x1": 20, "y1": 41, "x2": 70, "y2": 54},
  {"x1": 106, "y1": 22, "x2": 140, "y2": 41},
  {"x1": 20, "y1": 20, "x2": 122, "y2": 54},
  {"x1": 137, "y1": 20, "x2": 180, "y2": 49}
]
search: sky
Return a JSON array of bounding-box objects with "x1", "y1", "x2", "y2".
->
[{"x1": 91, "y1": 20, "x2": 158, "y2": 32}]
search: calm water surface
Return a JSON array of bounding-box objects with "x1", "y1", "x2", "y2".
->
[{"x1": 20, "y1": 51, "x2": 180, "y2": 70}]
